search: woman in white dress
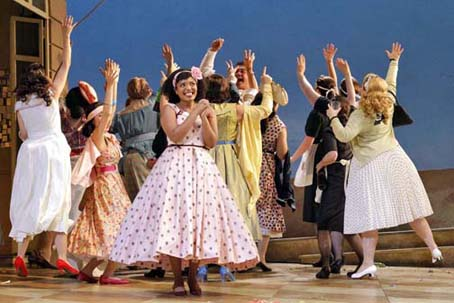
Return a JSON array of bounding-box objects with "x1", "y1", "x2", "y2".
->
[
  {"x1": 9, "y1": 16, "x2": 79, "y2": 277},
  {"x1": 326, "y1": 43, "x2": 443, "y2": 279}
]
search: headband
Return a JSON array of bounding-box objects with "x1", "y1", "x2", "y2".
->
[
  {"x1": 172, "y1": 66, "x2": 203, "y2": 89},
  {"x1": 86, "y1": 105, "x2": 104, "y2": 123}
]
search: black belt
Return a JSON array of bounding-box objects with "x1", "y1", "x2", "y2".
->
[{"x1": 168, "y1": 144, "x2": 208, "y2": 150}]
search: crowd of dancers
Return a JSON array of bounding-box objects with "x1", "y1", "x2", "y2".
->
[{"x1": 8, "y1": 16, "x2": 443, "y2": 296}]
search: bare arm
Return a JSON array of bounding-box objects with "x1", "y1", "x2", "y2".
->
[
  {"x1": 276, "y1": 127, "x2": 289, "y2": 160},
  {"x1": 159, "y1": 94, "x2": 169, "y2": 113},
  {"x1": 161, "y1": 100, "x2": 208, "y2": 143},
  {"x1": 200, "y1": 106, "x2": 218, "y2": 148},
  {"x1": 297, "y1": 54, "x2": 321, "y2": 105},
  {"x1": 162, "y1": 44, "x2": 176, "y2": 75},
  {"x1": 336, "y1": 58, "x2": 357, "y2": 107},
  {"x1": 244, "y1": 49, "x2": 259, "y2": 89},
  {"x1": 323, "y1": 43, "x2": 339, "y2": 94},
  {"x1": 52, "y1": 16, "x2": 74, "y2": 100},
  {"x1": 92, "y1": 59, "x2": 119, "y2": 151},
  {"x1": 290, "y1": 135, "x2": 315, "y2": 163},
  {"x1": 17, "y1": 111, "x2": 28, "y2": 141},
  {"x1": 316, "y1": 151, "x2": 338, "y2": 173}
]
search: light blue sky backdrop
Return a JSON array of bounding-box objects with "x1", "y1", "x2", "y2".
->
[{"x1": 68, "y1": 0, "x2": 454, "y2": 170}]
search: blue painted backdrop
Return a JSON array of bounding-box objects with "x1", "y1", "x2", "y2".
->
[{"x1": 67, "y1": 0, "x2": 454, "y2": 170}]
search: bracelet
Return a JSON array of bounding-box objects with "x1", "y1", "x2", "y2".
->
[{"x1": 389, "y1": 58, "x2": 396, "y2": 62}]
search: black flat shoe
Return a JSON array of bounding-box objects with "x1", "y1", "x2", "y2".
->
[
  {"x1": 257, "y1": 262, "x2": 272, "y2": 272},
  {"x1": 276, "y1": 198, "x2": 286, "y2": 207},
  {"x1": 330, "y1": 259, "x2": 344, "y2": 274},
  {"x1": 287, "y1": 198, "x2": 296, "y2": 212},
  {"x1": 28, "y1": 250, "x2": 57, "y2": 269},
  {"x1": 144, "y1": 268, "x2": 166, "y2": 278},
  {"x1": 312, "y1": 258, "x2": 323, "y2": 268},
  {"x1": 316, "y1": 266, "x2": 330, "y2": 279},
  {"x1": 313, "y1": 255, "x2": 334, "y2": 268}
]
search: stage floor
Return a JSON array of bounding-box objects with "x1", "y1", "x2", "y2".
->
[{"x1": 0, "y1": 263, "x2": 452, "y2": 303}]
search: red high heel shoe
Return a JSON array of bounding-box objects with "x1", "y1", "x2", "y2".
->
[
  {"x1": 99, "y1": 275, "x2": 129, "y2": 285},
  {"x1": 14, "y1": 256, "x2": 28, "y2": 277},
  {"x1": 56, "y1": 259, "x2": 79, "y2": 275}
]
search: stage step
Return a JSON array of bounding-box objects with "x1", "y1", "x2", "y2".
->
[
  {"x1": 298, "y1": 246, "x2": 454, "y2": 267},
  {"x1": 267, "y1": 227, "x2": 454, "y2": 264}
]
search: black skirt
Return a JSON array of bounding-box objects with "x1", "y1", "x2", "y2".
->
[{"x1": 317, "y1": 163, "x2": 347, "y2": 232}]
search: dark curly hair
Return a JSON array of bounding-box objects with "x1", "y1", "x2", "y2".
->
[
  {"x1": 65, "y1": 86, "x2": 91, "y2": 119},
  {"x1": 161, "y1": 69, "x2": 205, "y2": 104},
  {"x1": 81, "y1": 103, "x2": 103, "y2": 138},
  {"x1": 16, "y1": 63, "x2": 53, "y2": 106}
]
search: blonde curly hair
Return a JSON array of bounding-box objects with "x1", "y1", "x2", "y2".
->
[{"x1": 360, "y1": 76, "x2": 393, "y2": 124}]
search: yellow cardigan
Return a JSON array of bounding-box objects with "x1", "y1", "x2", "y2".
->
[
  {"x1": 237, "y1": 83, "x2": 273, "y2": 215},
  {"x1": 331, "y1": 60, "x2": 399, "y2": 166}
]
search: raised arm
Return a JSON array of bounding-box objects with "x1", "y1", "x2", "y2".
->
[
  {"x1": 225, "y1": 59, "x2": 238, "y2": 84},
  {"x1": 237, "y1": 66, "x2": 273, "y2": 120},
  {"x1": 200, "y1": 38, "x2": 223, "y2": 77},
  {"x1": 52, "y1": 16, "x2": 74, "y2": 100},
  {"x1": 323, "y1": 43, "x2": 339, "y2": 94},
  {"x1": 296, "y1": 54, "x2": 321, "y2": 105},
  {"x1": 162, "y1": 44, "x2": 179, "y2": 75},
  {"x1": 384, "y1": 42, "x2": 403, "y2": 96},
  {"x1": 92, "y1": 59, "x2": 119, "y2": 150},
  {"x1": 243, "y1": 49, "x2": 259, "y2": 90},
  {"x1": 336, "y1": 58, "x2": 357, "y2": 107}
]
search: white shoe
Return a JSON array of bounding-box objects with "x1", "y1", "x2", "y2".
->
[
  {"x1": 351, "y1": 265, "x2": 377, "y2": 279},
  {"x1": 431, "y1": 248, "x2": 443, "y2": 263}
]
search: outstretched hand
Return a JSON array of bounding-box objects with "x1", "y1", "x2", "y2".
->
[
  {"x1": 210, "y1": 38, "x2": 224, "y2": 52},
  {"x1": 101, "y1": 58, "x2": 120, "y2": 84},
  {"x1": 296, "y1": 54, "x2": 306, "y2": 75},
  {"x1": 385, "y1": 42, "x2": 404, "y2": 61},
  {"x1": 243, "y1": 49, "x2": 256, "y2": 71},
  {"x1": 261, "y1": 66, "x2": 272, "y2": 85},
  {"x1": 62, "y1": 16, "x2": 75, "y2": 39},
  {"x1": 322, "y1": 43, "x2": 338, "y2": 62},
  {"x1": 225, "y1": 60, "x2": 238, "y2": 83},
  {"x1": 335, "y1": 58, "x2": 350, "y2": 76},
  {"x1": 162, "y1": 44, "x2": 174, "y2": 66}
]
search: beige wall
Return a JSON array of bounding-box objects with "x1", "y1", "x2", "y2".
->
[{"x1": 282, "y1": 169, "x2": 454, "y2": 238}]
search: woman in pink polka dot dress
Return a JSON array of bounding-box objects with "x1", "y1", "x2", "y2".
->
[{"x1": 109, "y1": 67, "x2": 265, "y2": 296}]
